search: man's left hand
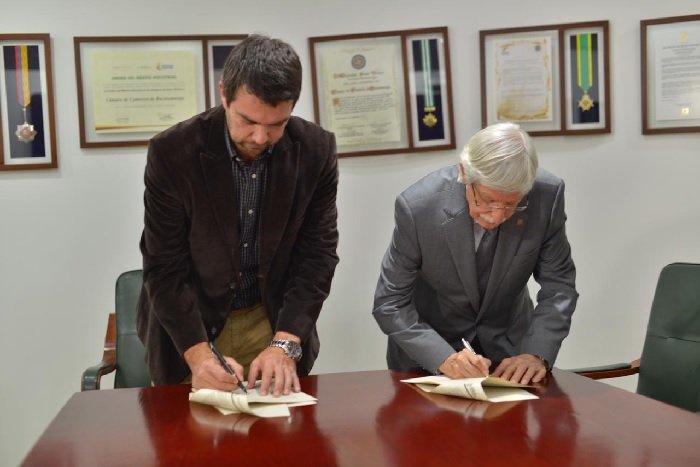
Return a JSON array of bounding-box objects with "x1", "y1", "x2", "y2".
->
[
  {"x1": 247, "y1": 333, "x2": 301, "y2": 397},
  {"x1": 491, "y1": 354, "x2": 547, "y2": 384}
]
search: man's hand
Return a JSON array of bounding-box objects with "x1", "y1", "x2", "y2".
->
[
  {"x1": 439, "y1": 350, "x2": 491, "y2": 379},
  {"x1": 247, "y1": 332, "x2": 301, "y2": 397},
  {"x1": 183, "y1": 342, "x2": 245, "y2": 391},
  {"x1": 492, "y1": 354, "x2": 547, "y2": 384}
]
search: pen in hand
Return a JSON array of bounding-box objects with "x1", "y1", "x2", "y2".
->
[
  {"x1": 462, "y1": 338, "x2": 490, "y2": 376},
  {"x1": 209, "y1": 342, "x2": 247, "y2": 393},
  {"x1": 461, "y1": 338, "x2": 476, "y2": 354}
]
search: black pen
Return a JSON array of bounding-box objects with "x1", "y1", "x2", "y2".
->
[{"x1": 209, "y1": 342, "x2": 247, "y2": 393}]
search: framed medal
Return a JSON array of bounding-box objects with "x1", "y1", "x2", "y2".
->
[
  {"x1": 480, "y1": 21, "x2": 610, "y2": 136},
  {"x1": 563, "y1": 22, "x2": 610, "y2": 133},
  {"x1": 205, "y1": 37, "x2": 245, "y2": 109},
  {"x1": 0, "y1": 34, "x2": 58, "y2": 171},
  {"x1": 309, "y1": 27, "x2": 456, "y2": 157}
]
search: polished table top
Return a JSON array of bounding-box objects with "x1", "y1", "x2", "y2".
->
[{"x1": 22, "y1": 369, "x2": 700, "y2": 466}]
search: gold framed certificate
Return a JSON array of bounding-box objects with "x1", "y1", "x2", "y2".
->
[{"x1": 74, "y1": 34, "x2": 244, "y2": 148}]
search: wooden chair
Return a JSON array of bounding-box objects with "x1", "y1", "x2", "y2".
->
[
  {"x1": 81, "y1": 270, "x2": 151, "y2": 390},
  {"x1": 569, "y1": 263, "x2": 700, "y2": 413}
]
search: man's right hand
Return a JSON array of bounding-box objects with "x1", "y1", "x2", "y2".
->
[
  {"x1": 183, "y1": 342, "x2": 245, "y2": 391},
  {"x1": 438, "y1": 350, "x2": 491, "y2": 379}
]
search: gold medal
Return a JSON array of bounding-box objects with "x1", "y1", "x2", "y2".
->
[
  {"x1": 575, "y1": 34, "x2": 595, "y2": 113},
  {"x1": 423, "y1": 106, "x2": 438, "y2": 128},
  {"x1": 15, "y1": 46, "x2": 39, "y2": 143},
  {"x1": 578, "y1": 91, "x2": 595, "y2": 112},
  {"x1": 15, "y1": 107, "x2": 37, "y2": 143}
]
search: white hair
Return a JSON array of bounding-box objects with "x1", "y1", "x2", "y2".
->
[{"x1": 458, "y1": 122, "x2": 538, "y2": 194}]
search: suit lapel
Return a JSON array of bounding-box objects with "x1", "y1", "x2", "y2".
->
[
  {"x1": 200, "y1": 108, "x2": 239, "y2": 267},
  {"x1": 259, "y1": 131, "x2": 299, "y2": 277},
  {"x1": 442, "y1": 185, "x2": 481, "y2": 312}
]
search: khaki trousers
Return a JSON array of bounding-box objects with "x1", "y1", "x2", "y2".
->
[{"x1": 182, "y1": 302, "x2": 273, "y2": 383}]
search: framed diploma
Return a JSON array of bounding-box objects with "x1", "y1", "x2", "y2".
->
[
  {"x1": 309, "y1": 27, "x2": 455, "y2": 157},
  {"x1": 480, "y1": 21, "x2": 610, "y2": 136},
  {"x1": 0, "y1": 34, "x2": 58, "y2": 171},
  {"x1": 74, "y1": 34, "x2": 245, "y2": 148},
  {"x1": 641, "y1": 14, "x2": 700, "y2": 134}
]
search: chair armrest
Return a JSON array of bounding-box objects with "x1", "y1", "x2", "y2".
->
[
  {"x1": 81, "y1": 313, "x2": 117, "y2": 391},
  {"x1": 567, "y1": 358, "x2": 641, "y2": 380}
]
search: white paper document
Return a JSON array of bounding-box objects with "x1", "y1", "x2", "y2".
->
[
  {"x1": 401, "y1": 375, "x2": 539, "y2": 403},
  {"x1": 189, "y1": 388, "x2": 317, "y2": 417}
]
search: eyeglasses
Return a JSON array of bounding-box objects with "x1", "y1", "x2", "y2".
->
[{"x1": 470, "y1": 183, "x2": 528, "y2": 213}]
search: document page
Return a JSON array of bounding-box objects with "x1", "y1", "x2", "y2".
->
[
  {"x1": 401, "y1": 375, "x2": 538, "y2": 402},
  {"x1": 189, "y1": 387, "x2": 317, "y2": 417}
]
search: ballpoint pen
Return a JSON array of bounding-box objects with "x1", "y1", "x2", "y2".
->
[
  {"x1": 209, "y1": 341, "x2": 247, "y2": 393},
  {"x1": 461, "y1": 338, "x2": 476, "y2": 355}
]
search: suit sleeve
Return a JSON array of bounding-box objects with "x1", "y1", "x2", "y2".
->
[
  {"x1": 372, "y1": 194, "x2": 457, "y2": 374},
  {"x1": 521, "y1": 180, "x2": 578, "y2": 365},
  {"x1": 140, "y1": 138, "x2": 209, "y2": 355}
]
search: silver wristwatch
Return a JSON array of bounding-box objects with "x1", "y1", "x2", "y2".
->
[{"x1": 269, "y1": 339, "x2": 302, "y2": 361}]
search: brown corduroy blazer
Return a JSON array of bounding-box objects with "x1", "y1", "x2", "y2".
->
[{"x1": 136, "y1": 106, "x2": 339, "y2": 385}]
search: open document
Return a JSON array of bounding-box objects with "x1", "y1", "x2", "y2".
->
[
  {"x1": 189, "y1": 388, "x2": 317, "y2": 418},
  {"x1": 401, "y1": 375, "x2": 539, "y2": 402}
]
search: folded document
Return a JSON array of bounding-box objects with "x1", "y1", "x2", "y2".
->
[
  {"x1": 189, "y1": 388, "x2": 317, "y2": 417},
  {"x1": 402, "y1": 375, "x2": 538, "y2": 402}
]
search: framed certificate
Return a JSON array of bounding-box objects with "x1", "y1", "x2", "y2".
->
[
  {"x1": 74, "y1": 34, "x2": 244, "y2": 148},
  {"x1": 480, "y1": 21, "x2": 610, "y2": 136},
  {"x1": 641, "y1": 14, "x2": 700, "y2": 134},
  {"x1": 0, "y1": 34, "x2": 58, "y2": 171},
  {"x1": 309, "y1": 27, "x2": 455, "y2": 157}
]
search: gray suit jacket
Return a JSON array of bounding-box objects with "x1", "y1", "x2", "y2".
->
[
  {"x1": 137, "y1": 106, "x2": 339, "y2": 385},
  {"x1": 372, "y1": 165, "x2": 577, "y2": 373}
]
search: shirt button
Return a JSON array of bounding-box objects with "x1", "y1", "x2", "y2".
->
[
  {"x1": 251, "y1": 173, "x2": 257, "y2": 179},
  {"x1": 248, "y1": 209, "x2": 253, "y2": 215},
  {"x1": 243, "y1": 243, "x2": 249, "y2": 248}
]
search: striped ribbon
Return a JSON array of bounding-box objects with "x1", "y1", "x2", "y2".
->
[
  {"x1": 575, "y1": 34, "x2": 593, "y2": 93},
  {"x1": 420, "y1": 39, "x2": 435, "y2": 111},
  {"x1": 15, "y1": 45, "x2": 31, "y2": 108}
]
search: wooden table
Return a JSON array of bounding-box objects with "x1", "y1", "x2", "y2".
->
[{"x1": 22, "y1": 369, "x2": 700, "y2": 466}]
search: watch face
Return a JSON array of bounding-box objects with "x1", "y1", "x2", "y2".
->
[{"x1": 286, "y1": 341, "x2": 302, "y2": 360}]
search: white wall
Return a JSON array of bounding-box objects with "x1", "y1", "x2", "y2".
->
[{"x1": 2, "y1": 1, "x2": 699, "y2": 464}]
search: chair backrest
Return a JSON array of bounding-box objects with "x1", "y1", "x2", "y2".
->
[
  {"x1": 637, "y1": 262, "x2": 700, "y2": 413},
  {"x1": 114, "y1": 269, "x2": 151, "y2": 388}
]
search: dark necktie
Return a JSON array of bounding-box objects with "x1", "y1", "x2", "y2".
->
[{"x1": 475, "y1": 228, "x2": 498, "y2": 303}]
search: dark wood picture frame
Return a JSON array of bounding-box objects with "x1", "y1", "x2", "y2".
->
[
  {"x1": 480, "y1": 21, "x2": 610, "y2": 136},
  {"x1": 74, "y1": 34, "x2": 245, "y2": 148},
  {"x1": 0, "y1": 33, "x2": 58, "y2": 171},
  {"x1": 309, "y1": 27, "x2": 456, "y2": 157},
  {"x1": 641, "y1": 14, "x2": 700, "y2": 135}
]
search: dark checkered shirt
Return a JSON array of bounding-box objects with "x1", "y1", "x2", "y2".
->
[{"x1": 225, "y1": 125, "x2": 270, "y2": 310}]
